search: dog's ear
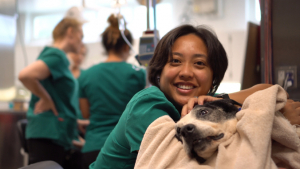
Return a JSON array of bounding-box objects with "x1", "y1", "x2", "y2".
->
[
  {"x1": 224, "y1": 99, "x2": 242, "y2": 107},
  {"x1": 209, "y1": 99, "x2": 241, "y2": 115}
]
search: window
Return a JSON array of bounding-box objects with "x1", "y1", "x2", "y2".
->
[
  {"x1": 33, "y1": 13, "x2": 63, "y2": 40},
  {"x1": 30, "y1": 2, "x2": 173, "y2": 43},
  {"x1": 81, "y1": 8, "x2": 111, "y2": 42},
  {"x1": 216, "y1": 82, "x2": 241, "y2": 94},
  {"x1": 0, "y1": 14, "x2": 16, "y2": 45},
  {"x1": 255, "y1": 0, "x2": 261, "y2": 22},
  {"x1": 123, "y1": 3, "x2": 173, "y2": 39}
]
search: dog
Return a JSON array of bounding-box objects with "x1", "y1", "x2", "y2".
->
[{"x1": 175, "y1": 99, "x2": 242, "y2": 163}]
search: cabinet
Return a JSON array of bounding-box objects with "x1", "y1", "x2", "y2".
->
[{"x1": 261, "y1": 0, "x2": 300, "y2": 100}]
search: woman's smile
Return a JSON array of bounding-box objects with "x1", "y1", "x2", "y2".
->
[{"x1": 175, "y1": 82, "x2": 196, "y2": 94}]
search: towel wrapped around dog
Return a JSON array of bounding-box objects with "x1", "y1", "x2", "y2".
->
[{"x1": 135, "y1": 85, "x2": 300, "y2": 169}]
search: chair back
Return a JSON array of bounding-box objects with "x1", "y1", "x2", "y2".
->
[
  {"x1": 17, "y1": 119, "x2": 28, "y2": 153},
  {"x1": 18, "y1": 161, "x2": 63, "y2": 169}
]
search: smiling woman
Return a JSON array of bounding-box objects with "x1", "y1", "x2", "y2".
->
[
  {"x1": 89, "y1": 25, "x2": 228, "y2": 169},
  {"x1": 89, "y1": 24, "x2": 293, "y2": 169}
]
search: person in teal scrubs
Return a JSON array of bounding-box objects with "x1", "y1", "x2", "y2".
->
[
  {"x1": 89, "y1": 24, "x2": 300, "y2": 169},
  {"x1": 67, "y1": 43, "x2": 89, "y2": 149},
  {"x1": 19, "y1": 18, "x2": 83, "y2": 169},
  {"x1": 68, "y1": 44, "x2": 87, "y2": 79},
  {"x1": 79, "y1": 14, "x2": 146, "y2": 169}
]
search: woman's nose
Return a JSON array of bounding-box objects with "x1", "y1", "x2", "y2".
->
[{"x1": 179, "y1": 63, "x2": 193, "y2": 79}]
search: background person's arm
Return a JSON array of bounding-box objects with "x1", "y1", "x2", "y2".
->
[
  {"x1": 183, "y1": 84, "x2": 280, "y2": 117},
  {"x1": 18, "y1": 60, "x2": 58, "y2": 115},
  {"x1": 182, "y1": 84, "x2": 274, "y2": 117},
  {"x1": 77, "y1": 119, "x2": 90, "y2": 134},
  {"x1": 80, "y1": 98, "x2": 90, "y2": 119},
  {"x1": 229, "y1": 84, "x2": 300, "y2": 124},
  {"x1": 280, "y1": 99, "x2": 300, "y2": 125},
  {"x1": 72, "y1": 135, "x2": 85, "y2": 149},
  {"x1": 228, "y1": 84, "x2": 274, "y2": 104},
  {"x1": 183, "y1": 84, "x2": 300, "y2": 125}
]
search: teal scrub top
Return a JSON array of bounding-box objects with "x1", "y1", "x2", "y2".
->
[
  {"x1": 78, "y1": 62, "x2": 146, "y2": 153},
  {"x1": 26, "y1": 46, "x2": 80, "y2": 150},
  {"x1": 90, "y1": 86, "x2": 181, "y2": 169}
]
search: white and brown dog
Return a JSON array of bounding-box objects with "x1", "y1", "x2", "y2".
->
[{"x1": 175, "y1": 99, "x2": 242, "y2": 163}]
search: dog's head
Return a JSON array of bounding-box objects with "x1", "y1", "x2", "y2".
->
[{"x1": 176, "y1": 99, "x2": 241, "y2": 161}]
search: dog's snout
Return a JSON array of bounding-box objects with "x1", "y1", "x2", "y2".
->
[{"x1": 181, "y1": 124, "x2": 195, "y2": 137}]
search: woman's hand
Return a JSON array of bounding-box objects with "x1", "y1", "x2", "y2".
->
[
  {"x1": 19, "y1": 60, "x2": 59, "y2": 116},
  {"x1": 280, "y1": 99, "x2": 300, "y2": 125},
  {"x1": 181, "y1": 96, "x2": 221, "y2": 118},
  {"x1": 34, "y1": 97, "x2": 58, "y2": 116},
  {"x1": 77, "y1": 119, "x2": 90, "y2": 134},
  {"x1": 72, "y1": 136, "x2": 85, "y2": 149}
]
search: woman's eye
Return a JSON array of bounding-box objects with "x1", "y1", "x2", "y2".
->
[
  {"x1": 199, "y1": 110, "x2": 208, "y2": 116},
  {"x1": 195, "y1": 61, "x2": 205, "y2": 66},
  {"x1": 171, "y1": 59, "x2": 180, "y2": 63}
]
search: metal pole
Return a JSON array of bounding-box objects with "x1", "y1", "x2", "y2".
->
[
  {"x1": 153, "y1": 0, "x2": 158, "y2": 47},
  {"x1": 146, "y1": 0, "x2": 150, "y2": 30},
  {"x1": 153, "y1": 0, "x2": 156, "y2": 31}
]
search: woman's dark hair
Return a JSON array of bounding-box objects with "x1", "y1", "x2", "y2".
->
[
  {"x1": 101, "y1": 14, "x2": 133, "y2": 55},
  {"x1": 148, "y1": 25, "x2": 228, "y2": 95}
]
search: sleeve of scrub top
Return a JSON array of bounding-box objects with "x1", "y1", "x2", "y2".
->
[
  {"x1": 125, "y1": 94, "x2": 171, "y2": 153},
  {"x1": 40, "y1": 54, "x2": 67, "y2": 81}
]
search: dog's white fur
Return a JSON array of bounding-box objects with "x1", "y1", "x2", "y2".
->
[{"x1": 176, "y1": 109, "x2": 238, "y2": 159}]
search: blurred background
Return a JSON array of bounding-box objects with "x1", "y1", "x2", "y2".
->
[{"x1": 1, "y1": 0, "x2": 261, "y2": 106}]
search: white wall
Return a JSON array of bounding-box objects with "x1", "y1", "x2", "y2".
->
[
  {"x1": 172, "y1": 0, "x2": 248, "y2": 84},
  {"x1": 14, "y1": 0, "x2": 259, "y2": 90}
]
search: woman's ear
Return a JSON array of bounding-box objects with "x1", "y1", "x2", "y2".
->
[{"x1": 157, "y1": 76, "x2": 160, "y2": 86}]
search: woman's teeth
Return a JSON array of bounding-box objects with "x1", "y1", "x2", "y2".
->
[{"x1": 177, "y1": 84, "x2": 194, "y2": 90}]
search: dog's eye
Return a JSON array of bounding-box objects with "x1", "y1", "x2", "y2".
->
[{"x1": 199, "y1": 110, "x2": 208, "y2": 116}]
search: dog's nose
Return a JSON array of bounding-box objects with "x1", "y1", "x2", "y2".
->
[{"x1": 181, "y1": 124, "x2": 195, "y2": 137}]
